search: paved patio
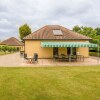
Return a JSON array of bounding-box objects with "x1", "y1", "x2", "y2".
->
[
  {"x1": 0, "y1": 52, "x2": 100, "y2": 67},
  {"x1": 0, "y1": 53, "x2": 24, "y2": 67}
]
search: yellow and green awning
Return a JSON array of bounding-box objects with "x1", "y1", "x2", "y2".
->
[{"x1": 41, "y1": 42, "x2": 98, "y2": 47}]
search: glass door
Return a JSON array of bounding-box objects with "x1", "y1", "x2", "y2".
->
[
  {"x1": 73, "y1": 47, "x2": 76, "y2": 55},
  {"x1": 67, "y1": 47, "x2": 76, "y2": 55},
  {"x1": 53, "y1": 47, "x2": 58, "y2": 55},
  {"x1": 67, "y1": 47, "x2": 71, "y2": 55}
]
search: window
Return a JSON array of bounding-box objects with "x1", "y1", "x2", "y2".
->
[{"x1": 53, "y1": 30, "x2": 63, "y2": 35}]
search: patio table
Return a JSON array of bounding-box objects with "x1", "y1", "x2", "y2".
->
[
  {"x1": 53, "y1": 55, "x2": 69, "y2": 62},
  {"x1": 76, "y1": 55, "x2": 84, "y2": 62},
  {"x1": 26, "y1": 56, "x2": 33, "y2": 63},
  {"x1": 68, "y1": 55, "x2": 77, "y2": 62}
]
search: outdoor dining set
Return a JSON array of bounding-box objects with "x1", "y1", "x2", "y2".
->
[
  {"x1": 53, "y1": 54, "x2": 84, "y2": 62},
  {"x1": 23, "y1": 53, "x2": 38, "y2": 64},
  {"x1": 21, "y1": 51, "x2": 84, "y2": 64}
]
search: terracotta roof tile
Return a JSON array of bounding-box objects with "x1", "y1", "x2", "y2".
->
[
  {"x1": 23, "y1": 25, "x2": 91, "y2": 40},
  {"x1": 0, "y1": 37, "x2": 24, "y2": 46}
]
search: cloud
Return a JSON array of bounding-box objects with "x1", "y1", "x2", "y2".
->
[{"x1": 0, "y1": 0, "x2": 100, "y2": 40}]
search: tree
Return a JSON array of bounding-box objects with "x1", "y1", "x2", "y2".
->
[
  {"x1": 95, "y1": 28, "x2": 100, "y2": 35},
  {"x1": 19, "y1": 24, "x2": 31, "y2": 40},
  {"x1": 72, "y1": 25, "x2": 100, "y2": 44},
  {"x1": 73, "y1": 25, "x2": 81, "y2": 33}
]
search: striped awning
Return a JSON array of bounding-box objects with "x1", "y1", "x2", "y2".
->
[{"x1": 41, "y1": 42, "x2": 98, "y2": 47}]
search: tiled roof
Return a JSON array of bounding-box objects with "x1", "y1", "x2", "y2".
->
[
  {"x1": 0, "y1": 37, "x2": 24, "y2": 46},
  {"x1": 23, "y1": 25, "x2": 91, "y2": 40}
]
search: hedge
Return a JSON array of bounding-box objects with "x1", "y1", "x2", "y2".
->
[{"x1": 89, "y1": 52, "x2": 100, "y2": 57}]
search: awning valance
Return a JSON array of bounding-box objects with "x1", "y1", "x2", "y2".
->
[{"x1": 41, "y1": 42, "x2": 98, "y2": 47}]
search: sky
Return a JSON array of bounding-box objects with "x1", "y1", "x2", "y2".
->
[{"x1": 0, "y1": 0, "x2": 100, "y2": 40}]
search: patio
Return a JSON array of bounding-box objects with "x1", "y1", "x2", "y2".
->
[
  {"x1": 22, "y1": 56, "x2": 100, "y2": 66},
  {"x1": 0, "y1": 52, "x2": 100, "y2": 67}
]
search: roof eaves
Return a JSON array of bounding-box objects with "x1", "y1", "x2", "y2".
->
[{"x1": 24, "y1": 38, "x2": 92, "y2": 40}]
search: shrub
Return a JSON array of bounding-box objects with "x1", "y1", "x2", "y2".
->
[
  {"x1": 11, "y1": 47, "x2": 17, "y2": 52},
  {"x1": 2, "y1": 46, "x2": 9, "y2": 54},
  {"x1": 0, "y1": 46, "x2": 18, "y2": 54},
  {"x1": 7, "y1": 47, "x2": 12, "y2": 53},
  {"x1": 89, "y1": 52, "x2": 100, "y2": 57},
  {"x1": 0, "y1": 46, "x2": 2, "y2": 51}
]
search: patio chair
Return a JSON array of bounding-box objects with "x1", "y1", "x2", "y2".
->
[
  {"x1": 32, "y1": 53, "x2": 38, "y2": 63},
  {"x1": 65, "y1": 55, "x2": 69, "y2": 62},
  {"x1": 24, "y1": 53, "x2": 28, "y2": 60},
  {"x1": 53, "y1": 55, "x2": 59, "y2": 61},
  {"x1": 71, "y1": 55, "x2": 77, "y2": 62},
  {"x1": 68, "y1": 55, "x2": 77, "y2": 62},
  {"x1": 20, "y1": 51, "x2": 24, "y2": 57},
  {"x1": 80, "y1": 55, "x2": 84, "y2": 62},
  {"x1": 76, "y1": 55, "x2": 84, "y2": 62},
  {"x1": 24, "y1": 53, "x2": 30, "y2": 63},
  {"x1": 59, "y1": 54, "x2": 66, "y2": 61},
  {"x1": 61, "y1": 54, "x2": 66, "y2": 58}
]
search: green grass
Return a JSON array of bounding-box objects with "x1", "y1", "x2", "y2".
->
[
  {"x1": 0, "y1": 51, "x2": 6, "y2": 55},
  {"x1": 0, "y1": 52, "x2": 15, "y2": 55},
  {"x1": 0, "y1": 51, "x2": 11, "y2": 55},
  {"x1": 0, "y1": 66, "x2": 100, "y2": 100}
]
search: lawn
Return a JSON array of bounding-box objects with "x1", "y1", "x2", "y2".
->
[
  {"x1": 0, "y1": 66, "x2": 100, "y2": 100},
  {"x1": 0, "y1": 51, "x2": 11, "y2": 55}
]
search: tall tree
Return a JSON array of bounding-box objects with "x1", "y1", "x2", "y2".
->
[
  {"x1": 95, "y1": 28, "x2": 100, "y2": 35},
  {"x1": 72, "y1": 26, "x2": 100, "y2": 44},
  {"x1": 73, "y1": 25, "x2": 81, "y2": 33},
  {"x1": 19, "y1": 24, "x2": 31, "y2": 40}
]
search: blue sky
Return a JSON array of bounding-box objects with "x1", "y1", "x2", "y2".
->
[{"x1": 0, "y1": 0, "x2": 100, "y2": 40}]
